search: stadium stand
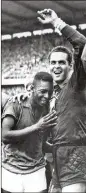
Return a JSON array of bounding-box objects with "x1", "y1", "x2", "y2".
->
[
  {"x1": 2, "y1": 33, "x2": 72, "y2": 78},
  {"x1": 2, "y1": 30, "x2": 85, "y2": 95}
]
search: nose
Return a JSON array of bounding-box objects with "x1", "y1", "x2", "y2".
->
[
  {"x1": 44, "y1": 92, "x2": 49, "y2": 99},
  {"x1": 55, "y1": 62, "x2": 60, "y2": 68}
]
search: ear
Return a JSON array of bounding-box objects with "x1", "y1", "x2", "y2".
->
[
  {"x1": 31, "y1": 84, "x2": 34, "y2": 90},
  {"x1": 70, "y1": 62, "x2": 73, "y2": 68},
  {"x1": 68, "y1": 60, "x2": 73, "y2": 69}
]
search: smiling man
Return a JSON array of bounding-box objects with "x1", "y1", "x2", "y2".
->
[
  {"x1": 49, "y1": 46, "x2": 73, "y2": 89},
  {"x1": 38, "y1": 8, "x2": 86, "y2": 193},
  {"x1": 1, "y1": 71, "x2": 57, "y2": 193},
  {"x1": 50, "y1": 51, "x2": 69, "y2": 83}
]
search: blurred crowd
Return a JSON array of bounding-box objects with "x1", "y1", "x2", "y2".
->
[
  {"x1": 2, "y1": 32, "x2": 74, "y2": 96},
  {"x1": 2, "y1": 33, "x2": 72, "y2": 79}
]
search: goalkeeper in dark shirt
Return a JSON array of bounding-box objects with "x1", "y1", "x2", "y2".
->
[{"x1": 38, "y1": 8, "x2": 86, "y2": 193}]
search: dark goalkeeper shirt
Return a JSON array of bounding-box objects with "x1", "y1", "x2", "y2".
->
[
  {"x1": 52, "y1": 25, "x2": 86, "y2": 146},
  {"x1": 50, "y1": 24, "x2": 86, "y2": 189},
  {"x1": 52, "y1": 69, "x2": 86, "y2": 146}
]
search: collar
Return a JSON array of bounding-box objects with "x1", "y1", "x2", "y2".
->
[{"x1": 53, "y1": 71, "x2": 73, "y2": 92}]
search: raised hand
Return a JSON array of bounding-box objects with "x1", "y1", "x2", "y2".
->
[
  {"x1": 36, "y1": 110, "x2": 57, "y2": 130},
  {"x1": 37, "y1": 9, "x2": 58, "y2": 25},
  {"x1": 10, "y1": 92, "x2": 29, "y2": 104}
]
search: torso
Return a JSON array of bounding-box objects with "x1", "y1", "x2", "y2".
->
[
  {"x1": 2, "y1": 98, "x2": 48, "y2": 174},
  {"x1": 52, "y1": 69, "x2": 86, "y2": 145}
]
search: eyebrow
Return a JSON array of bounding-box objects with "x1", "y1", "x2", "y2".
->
[
  {"x1": 51, "y1": 60, "x2": 66, "y2": 63},
  {"x1": 59, "y1": 60, "x2": 66, "y2": 63}
]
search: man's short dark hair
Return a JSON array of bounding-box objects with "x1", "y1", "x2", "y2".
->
[
  {"x1": 33, "y1": 71, "x2": 53, "y2": 86},
  {"x1": 48, "y1": 46, "x2": 72, "y2": 65}
]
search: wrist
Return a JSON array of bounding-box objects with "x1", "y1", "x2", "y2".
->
[
  {"x1": 51, "y1": 17, "x2": 61, "y2": 28},
  {"x1": 35, "y1": 123, "x2": 40, "y2": 130},
  {"x1": 52, "y1": 17, "x2": 67, "y2": 31}
]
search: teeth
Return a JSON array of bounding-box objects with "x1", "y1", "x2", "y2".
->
[
  {"x1": 54, "y1": 71, "x2": 61, "y2": 74},
  {"x1": 53, "y1": 68, "x2": 62, "y2": 74}
]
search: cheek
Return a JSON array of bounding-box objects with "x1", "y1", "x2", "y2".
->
[
  {"x1": 50, "y1": 65, "x2": 54, "y2": 72},
  {"x1": 36, "y1": 93, "x2": 43, "y2": 99},
  {"x1": 50, "y1": 72, "x2": 56, "y2": 80},
  {"x1": 33, "y1": 91, "x2": 39, "y2": 99},
  {"x1": 50, "y1": 68, "x2": 55, "y2": 77},
  {"x1": 62, "y1": 67, "x2": 69, "y2": 77}
]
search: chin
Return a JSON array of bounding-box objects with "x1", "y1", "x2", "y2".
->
[
  {"x1": 55, "y1": 77, "x2": 62, "y2": 82},
  {"x1": 55, "y1": 79, "x2": 64, "y2": 84},
  {"x1": 55, "y1": 75, "x2": 64, "y2": 82},
  {"x1": 54, "y1": 74, "x2": 61, "y2": 80}
]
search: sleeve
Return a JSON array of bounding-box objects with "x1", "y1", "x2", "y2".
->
[
  {"x1": 61, "y1": 24, "x2": 86, "y2": 47},
  {"x1": 2, "y1": 99, "x2": 21, "y2": 122},
  {"x1": 1, "y1": 92, "x2": 9, "y2": 114},
  {"x1": 73, "y1": 48, "x2": 86, "y2": 88},
  {"x1": 62, "y1": 24, "x2": 86, "y2": 84}
]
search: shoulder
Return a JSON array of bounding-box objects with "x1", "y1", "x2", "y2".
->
[
  {"x1": 20, "y1": 97, "x2": 32, "y2": 108},
  {"x1": 2, "y1": 99, "x2": 21, "y2": 122},
  {"x1": 1, "y1": 92, "x2": 9, "y2": 110}
]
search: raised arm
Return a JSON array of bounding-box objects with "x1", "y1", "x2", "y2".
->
[
  {"x1": 37, "y1": 9, "x2": 86, "y2": 79},
  {"x1": 37, "y1": 9, "x2": 86, "y2": 49}
]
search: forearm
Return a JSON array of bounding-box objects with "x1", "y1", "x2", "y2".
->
[
  {"x1": 62, "y1": 24, "x2": 86, "y2": 47},
  {"x1": 38, "y1": 9, "x2": 86, "y2": 47},
  {"x1": 2, "y1": 110, "x2": 57, "y2": 144},
  {"x1": 53, "y1": 18, "x2": 86, "y2": 47},
  {"x1": 2, "y1": 123, "x2": 38, "y2": 143},
  {"x1": 53, "y1": 18, "x2": 86, "y2": 72}
]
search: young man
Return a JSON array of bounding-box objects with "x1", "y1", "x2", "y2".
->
[
  {"x1": 2, "y1": 71, "x2": 57, "y2": 193},
  {"x1": 38, "y1": 9, "x2": 86, "y2": 193}
]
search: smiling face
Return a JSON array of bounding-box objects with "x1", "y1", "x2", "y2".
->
[
  {"x1": 50, "y1": 51, "x2": 71, "y2": 84},
  {"x1": 32, "y1": 80, "x2": 53, "y2": 107}
]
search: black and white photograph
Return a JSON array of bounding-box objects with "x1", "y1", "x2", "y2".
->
[{"x1": 1, "y1": 1, "x2": 86, "y2": 192}]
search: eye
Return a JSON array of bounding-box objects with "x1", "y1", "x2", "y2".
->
[
  {"x1": 59, "y1": 60, "x2": 66, "y2": 65},
  {"x1": 41, "y1": 90, "x2": 46, "y2": 94},
  {"x1": 51, "y1": 61, "x2": 56, "y2": 65},
  {"x1": 41, "y1": 90, "x2": 45, "y2": 94}
]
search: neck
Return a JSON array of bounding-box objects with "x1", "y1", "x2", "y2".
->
[
  {"x1": 57, "y1": 70, "x2": 73, "y2": 89},
  {"x1": 58, "y1": 80, "x2": 67, "y2": 89}
]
